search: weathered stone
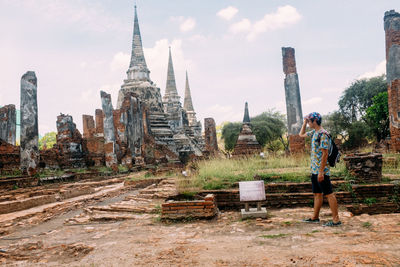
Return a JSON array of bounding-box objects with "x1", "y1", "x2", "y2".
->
[
  {"x1": 56, "y1": 114, "x2": 85, "y2": 168},
  {"x1": 0, "y1": 104, "x2": 16, "y2": 145},
  {"x1": 20, "y1": 71, "x2": 39, "y2": 176},
  {"x1": 282, "y1": 48, "x2": 304, "y2": 140},
  {"x1": 100, "y1": 91, "x2": 118, "y2": 170},
  {"x1": 384, "y1": 10, "x2": 400, "y2": 152},
  {"x1": 232, "y1": 103, "x2": 262, "y2": 157},
  {"x1": 343, "y1": 152, "x2": 383, "y2": 183},
  {"x1": 204, "y1": 118, "x2": 218, "y2": 154}
]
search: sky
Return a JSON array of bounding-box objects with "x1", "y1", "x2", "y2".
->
[{"x1": 0, "y1": 0, "x2": 398, "y2": 135}]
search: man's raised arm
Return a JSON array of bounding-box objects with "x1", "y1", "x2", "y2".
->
[{"x1": 299, "y1": 118, "x2": 308, "y2": 138}]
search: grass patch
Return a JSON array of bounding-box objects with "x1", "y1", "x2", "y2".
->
[
  {"x1": 362, "y1": 222, "x2": 372, "y2": 228},
  {"x1": 259, "y1": 233, "x2": 288, "y2": 239},
  {"x1": 311, "y1": 230, "x2": 320, "y2": 233},
  {"x1": 363, "y1": 198, "x2": 377, "y2": 206}
]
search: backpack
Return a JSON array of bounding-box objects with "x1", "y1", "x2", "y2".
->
[{"x1": 316, "y1": 131, "x2": 341, "y2": 167}]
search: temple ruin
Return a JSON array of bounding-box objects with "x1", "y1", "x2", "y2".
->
[
  {"x1": 232, "y1": 102, "x2": 262, "y2": 157},
  {"x1": 384, "y1": 10, "x2": 400, "y2": 152},
  {"x1": 282, "y1": 47, "x2": 305, "y2": 153}
]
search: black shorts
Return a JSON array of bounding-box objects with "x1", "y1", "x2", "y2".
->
[{"x1": 311, "y1": 174, "x2": 333, "y2": 195}]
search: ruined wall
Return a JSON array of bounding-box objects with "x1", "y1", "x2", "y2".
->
[
  {"x1": 82, "y1": 113, "x2": 105, "y2": 167},
  {"x1": 204, "y1": 118, "x2": 218, "y2": 154},
  {"x1": 20, "y1": 71, "x2": 39, "y2": 175},
  {"x1": 282, "y1": 47, "x2": 305, "y2": 153},
  {"x1": 384, "y1": 10, "x2": 400, "y2": 152},
  {"x1": 55, "y1": 114, "x2": 85, "y2": 168},
  {"x1": 0, "y1": 104, "x2": 16, "y2": 145}
]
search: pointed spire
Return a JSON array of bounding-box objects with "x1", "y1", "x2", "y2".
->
[
  {"x1": 184, "y1": 71, "x2": 194, "y2": 111},
  {"x1": 243, "y1": 102, "x2": 250, "y2": 123},
  {"x1": 127, "y1": 5, "x2": 150, "y2": 81},
  {"x1": 165, "y1": 47, "x2": 179, "y2": 96}
]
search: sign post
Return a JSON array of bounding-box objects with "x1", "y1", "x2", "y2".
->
[{"x1": 239, "y1": 180, "x2": 267, "y2": 219}]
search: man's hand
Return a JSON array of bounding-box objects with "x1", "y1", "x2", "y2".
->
[{"x1": 318, "y1": 172, "x2": 324, "y2": 182}]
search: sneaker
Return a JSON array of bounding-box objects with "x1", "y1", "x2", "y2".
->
[
  {"x1": 302, "y1": 218, "x2": 320, "y2": 223},
  {"x1": 323, "y1": 221, "x2": 342, "y2": 227}
]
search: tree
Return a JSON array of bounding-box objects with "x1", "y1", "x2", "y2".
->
[
  {"x1": 338, "y1": 75, "x2": 386, "y2": 123},
  {"x1": 39, "y1": 132, "x2": 57, "y2": 150},
  {"x1": 221, "y1": 122, "x2": 241, "y2": 151},
  {"x1": 324, "y1": 111, "x2": 350, "y2": 140},
  {"x1": 365, "y1": 91, "x2": 390, "y2": 141}
]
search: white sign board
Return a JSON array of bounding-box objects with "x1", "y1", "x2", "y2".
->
[{"x1": 239, "y1": 181, "x2": 266, "y2": 202}]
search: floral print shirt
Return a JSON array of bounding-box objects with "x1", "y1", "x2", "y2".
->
[{"x1": 306, "y1": 129, "x2": 330, "y2": 176}]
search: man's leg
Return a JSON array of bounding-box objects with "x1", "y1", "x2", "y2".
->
[
  {"x1": 326, "y1": 193, "x2": 340, "y2": 223},
  {"x1": 312, "y1": 193, "x2": 323, "y2": 220}
]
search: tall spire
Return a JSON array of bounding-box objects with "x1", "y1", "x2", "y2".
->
[
  {"x1": 127, "y1": 5, "x2": 150, "y2": 81},
  {"x1": 165, "y1": 47, "x2": 179, "y2": 97},
  {"x1": 184, "y1": 71, "x2": 194, "y2": 111},
  {"x1": 243, "y1": 102, "x2": 250, "y2": 123}
]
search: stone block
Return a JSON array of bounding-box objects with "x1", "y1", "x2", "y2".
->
[{"x1": 241, "y1": 207, "x2": 268, "y2": 219}]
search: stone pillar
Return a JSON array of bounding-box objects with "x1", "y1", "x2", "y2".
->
[
  {"x1": 100, "y1": 91, "x2": 118, "y2": 170},
  {"x1": 20, "y1": 71, "x2": 39, "y2": 175},
  {"x1": 82, "y1": 115, "x2": 95, "y2": 139},
  {"x1": 282, "y1": 47, "x2": 305, "y2": 153},
  {"x1": 384, "y1": 10, "x2": 400, "y2": 152},
  {"x1": 204, "y1": 118, "x2": 218, "y2": 154},
  {"x1": 95, "y1": 109, "x2": 104, "y2": 136},
  {"x1": 0, "y1": 104, "x2": 16, "y2": 145}
]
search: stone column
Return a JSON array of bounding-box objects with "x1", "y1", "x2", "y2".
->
[
  {"x1": 384, "y1": 10, "x2": 400, "y2": 152},
  {"x1": 204, "y1": 118, "x2": 218, "y2": 154},
  {"x1": 0, "y1": 104, "x2": 16, "y2": 145},
  {"x1": 282, "y1": 47, "x2": 305, "y2": 153},
  {"x1": 100, "y1": 91, "x2": 118, "y2": 170},
  {"x1": 20, "y1": 71, "x2": 39, "y2": 175}
]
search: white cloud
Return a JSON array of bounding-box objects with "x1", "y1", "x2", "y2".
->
[
  {"x1": 110, "y1": 52, "x2": 130, "y2": 72},
  {"x1": 39, "y1": 124, "x2": 52, "y2": 135},
  {"x1": 6, "y1": 0, "x2": 124, "y2": 33},
  {"x1": 205, "y1": 104, "x2": 242, "y2": 123},
  {"x1": 274, "y1": 101, "x2": 286, "y2": 114},
  {"x1": 171, "y1": 16, "x2": 196, "y2": 32},
  {"x1": 230, "y1": 19, "x2": 252, "y2": 34},
  {"x1": 303, "y1": 97, "x2": 323, "y2": 106},
  {"x1": 229, "y1": 5, "x2": 302, "y2": 41},
  {"x1": 358, "y1": 60, "x2": 386, "y2": 79},
  {"x1": 217, "y1": 6, "x2": 238, "y2": 21},
  {"x1": 180, "y1": 17, "x2": 196, "y2": 32}
]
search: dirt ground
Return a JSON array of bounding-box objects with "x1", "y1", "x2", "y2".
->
[{"x1": 0, "y1": 181, "x2": 399, "y2": 266}]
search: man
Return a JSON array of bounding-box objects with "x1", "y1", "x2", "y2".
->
[{"x1": 299, "y1": 112, "x2": 341, "y2": 226}]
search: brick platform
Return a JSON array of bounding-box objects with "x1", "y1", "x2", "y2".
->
[{"x1": 161, "y1": 194, "x2": 218, "y2": 220}]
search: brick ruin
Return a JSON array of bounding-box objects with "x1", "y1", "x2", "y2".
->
[
  {"x1": 232, "y1": 102, "x2": 262, "y2": 157},
  {"x1": 384, "y1": 10, "x2": 400, "y2": 152},
  {"x1": 282, "y1": 47, "x2": 305, "y2": 153},
  {"x1": 343, "y1": 152, "x2": 383, "y2": 183},
  {"x1": 204, "y1": 118, "x2": 218, "y2": 155}
]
